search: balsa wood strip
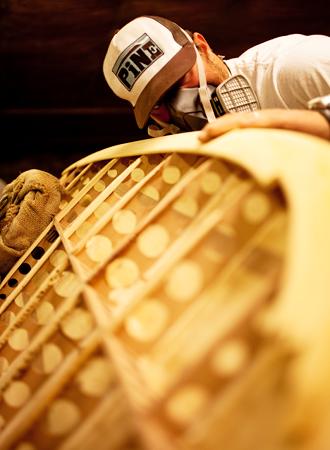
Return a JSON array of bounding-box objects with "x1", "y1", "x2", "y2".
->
[
  {"x1": 83, "y1": 157, "x2": 209, "y2": 283},
  {"x1": 57, "y1": 159, "x2": 118, "y2": 221},
  {"x1": 0, "y1": 236, "x2": 61, "y2": 315},
  {"x1": 0, "y1": 330, "x2": 101, "y2": 450},
  {"x1": 63, "y1": 162, "x2": 93, "y2": 192},
  {"x1": 70, "y1": 155, "x2": 170, "y2": 255},
  {"x1": 58, "y1": 388, "x2": 137, "y2": 450},
  {"x1": 0, "y1": 294, "x2": 80, "y2": 391},
  {"x1": 0, "y1": 257, "x2": 70, "y2": 348},
  {"x1": 0, "y1": 220, "x2": 56, "y2": 290},
  {"x1": 62, "y1": 158, "x2": 141, "y2": 238}
]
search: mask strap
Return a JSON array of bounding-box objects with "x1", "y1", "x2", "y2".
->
[
  {"x1": 182, "y1": 30, "x2": 217, "y2": 123},
  {"x1": 195, "y1": 48, "x2": 217, "y2": 123}
]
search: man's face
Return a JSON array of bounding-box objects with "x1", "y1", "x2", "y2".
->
[
  {"x1": 150, "y1": 64, "x2": 201, "y2": 128},
  {"x1": 150, "y1": 51, "x2": 230, "y2": 130}
]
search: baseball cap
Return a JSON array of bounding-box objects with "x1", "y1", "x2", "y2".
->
[{"x1": 103, "y1": 16, "x2": 196, "y2": 129}]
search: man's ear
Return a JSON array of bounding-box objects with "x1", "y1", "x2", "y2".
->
[{"x1": 192, "y1": 32, "x2": 212, "y2": 54}]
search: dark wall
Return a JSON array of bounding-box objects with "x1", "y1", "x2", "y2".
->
[{"x1": 1, "y1": 0, "x2": 329, "y2": 182}]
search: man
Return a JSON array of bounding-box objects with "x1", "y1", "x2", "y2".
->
[{"x1": 103, "y1": 15, "x2": 330, "y2": 139}]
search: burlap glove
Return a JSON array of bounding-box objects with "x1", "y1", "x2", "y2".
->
[{"x1": 0, "y1": 169, "x2": 63, "y2": 275}]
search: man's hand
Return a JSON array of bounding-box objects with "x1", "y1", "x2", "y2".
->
[{"x1": 199, "y1": 109, "x2": 330, "y2": 142}]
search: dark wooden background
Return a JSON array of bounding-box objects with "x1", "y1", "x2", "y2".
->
[{"x1": 1, "y1": 0, "x2": 329, "y2": 183}]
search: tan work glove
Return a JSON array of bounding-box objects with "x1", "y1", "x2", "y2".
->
[{"x1": 0, "y1": 169, "x2": 62, "y2": 275}]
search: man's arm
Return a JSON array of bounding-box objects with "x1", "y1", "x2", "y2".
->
[{"x1": 198, "y1": 109, "x2": 330, "y2": 142}]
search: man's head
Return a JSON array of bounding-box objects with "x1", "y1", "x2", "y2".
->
[{"x1": 103, "y1": 16, "x2": 197, "y2": 129}]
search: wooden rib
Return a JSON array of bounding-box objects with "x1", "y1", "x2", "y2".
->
[
  {"x1": 109, "y1": 179, "x2": 274, "y2": 343},
  {"x1": 0, "y1": 220, "x2": 56, "y2": 290},
  {"x1": 54, "y1": 221, "x2": 89, "y2": 281},
  {"x1": 60, "y1": 165, "x2": 91, "y2": 190},
  {"x1": 176, "y1": 216, "x2": 286, "y2": 392},
  {"x1": 105, "y1": 336, "x2": 156, "y2": 413},
  {"x1": 153, "y1": 269, "x2": 277, "y2": 379},
  {"x1": 83, "y1": 156, "x2": 209, "y2": 283},
  {"x1": 183, "y1": 344, "x2": 290, "y2": 448},
  {"x1": 152, "y1": 213, "x2": 285, "y2": 368},
  {"x1": 61, "y1": 158, "x2": 141, "y2": 238},
  {"x1": 83, "y1": 284, "x2": 113, "y2": 328},
  {"x1": 0, "y1": 294, "x2": 80, "y2": 391},
  {"x1": 109, "y1": 170, "x2": 240, "y2": 317},
  {"x1": 0, "y1": 258, "x2": 70, "y2": 349},
  {"x1": 103, "y1": 175, "x2": 251, "y2": 323},
  {"x1": 70, "y1": 155, "x2": 170, "y2": 255},
  {"x1": 57, "y1": 159, "x2": 118, "y2": 221},
  {"x1": 0, "y1": 330, "x2": 101, "y2": 450},
  {"x1": 63, "y1": 162, "x2": 93, "y2": 192},
  {"x1": 0, "y1": 237, "x2": 61, "y2": 315},
  {"x1": 58, "y1": 388, "x2": 136, "y2": 450},
  {"x1": 82, "y1": 286, "x2": 156, "y2": 414},
  {"x1": 144, "y1": 175, "x2": 251, "y2": 282}
]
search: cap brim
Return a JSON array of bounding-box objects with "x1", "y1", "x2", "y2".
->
[{"x1": 134, "y1": 43, "x2": 196, "y2": 129}]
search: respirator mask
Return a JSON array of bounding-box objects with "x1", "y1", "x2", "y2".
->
[{"x1": 148, "y1": 39, "x2": 260, "y2": 137}]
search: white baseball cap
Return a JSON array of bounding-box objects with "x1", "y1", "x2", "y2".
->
[{"x1": 103, "y1": 16, "x2": 196, "y2": 129}]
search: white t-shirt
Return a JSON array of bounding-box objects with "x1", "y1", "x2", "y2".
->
[{"x1": 226, "y1": 34, "x2": 330, "y2": 109}]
